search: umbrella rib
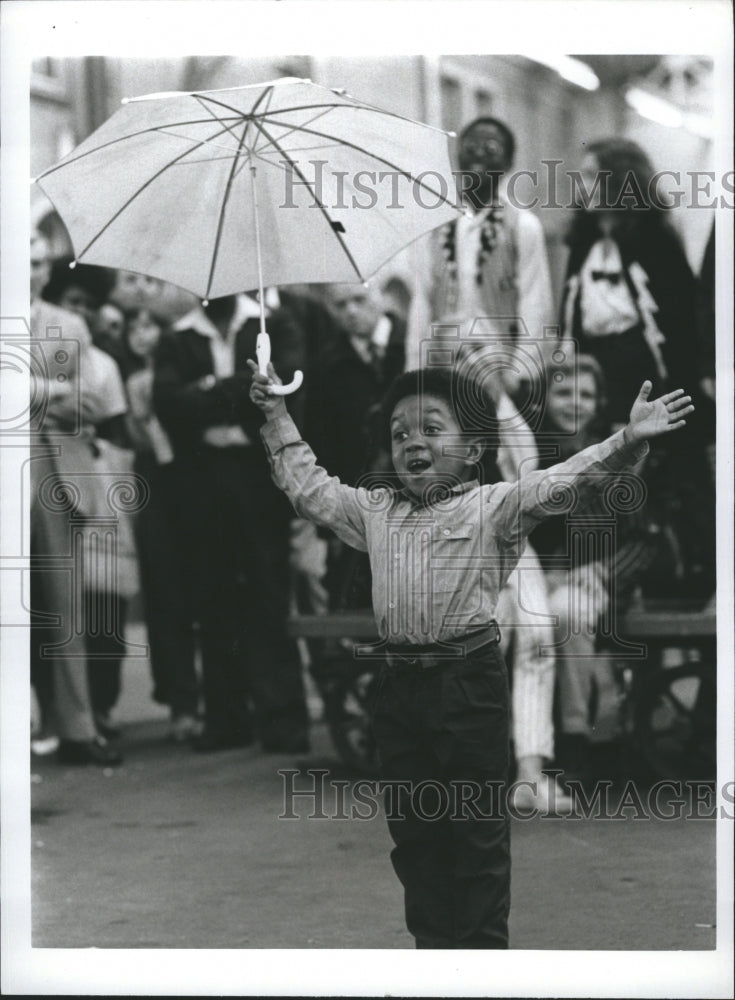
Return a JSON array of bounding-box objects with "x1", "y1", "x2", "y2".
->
[
  {"x1": 203, "y1": 117, "x2": 255, "y2": 302},
  {"x1": 64, "y1": 120, "x2": 240, "y2": 264},
  {"x1": 254, "y1": 116, "x2": 461, "y2": 210},
  {"x1": 251, "y1": 105, "x2": 336, "y2": 156},
  {"x1": 253, "y1": 119, "x2": 365, "y2": 283},
  {"x1": 34, "y1": 118, "x2": 245, "y2": 180},
  {"x1": 249, "y1": 99, "x2": 451, "y2": 135},
  {"x1": 255, "y1": 141, "x2": 351, "y2": 156},
  {"x1": 195, "y1": 86, "x2": 274, "y2": 185}
]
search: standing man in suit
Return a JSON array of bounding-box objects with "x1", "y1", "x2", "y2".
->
[
  {"x1": 153, "y1": 293, "x2": 309, "y2": 753},
  {"x1": 308, "y1": 283, "x2": 406, "y2": 609}
]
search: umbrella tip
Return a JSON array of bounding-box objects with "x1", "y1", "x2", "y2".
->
[
  {"x1": 447, "y1": 130, "x2": 457, "y2": 138},
  {"x1": 202, "y1": 298, "x2": 209, "y2": 307},
  {"x1": 121, "y1": 97, "x2": 130, "y2": 105},
  {"x1": 69, "y1": 260, "x2": 77, "y2": 270}
]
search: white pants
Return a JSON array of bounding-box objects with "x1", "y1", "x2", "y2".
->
[
  {"x1": 545, "y1": 565, "x2": 619, "y2": 742},
  {"x1": 496, "y1": 546, "x2": 555, "y2": 761}
]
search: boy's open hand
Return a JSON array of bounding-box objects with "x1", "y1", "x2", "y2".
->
[
  {"x1": 626, "y1": 381, "x2": 694, "y2": 442},
  {"x1": 247, "y1": 359, "x2": 287, "y2": 418}
]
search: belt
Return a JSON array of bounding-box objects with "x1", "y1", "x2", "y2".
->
[{"x1": 384, "y1": 623, "x2": 501, "y2": 669}]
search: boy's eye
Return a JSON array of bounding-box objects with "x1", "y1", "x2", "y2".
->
[
  {"x1": 392, "y1": 430, "x2": 408, "y2": 443},
  {"x1": 424, "y1": 424, "x2": 441, "y2": 434}
]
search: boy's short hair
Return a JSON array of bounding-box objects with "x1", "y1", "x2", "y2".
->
[{"x1": 380, "y1": 367, "x2": 499, "y2": 474}]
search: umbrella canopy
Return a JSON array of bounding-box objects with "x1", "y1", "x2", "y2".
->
[{"x1": 35, "y1": 77, "x2": 462, "y2": 301}]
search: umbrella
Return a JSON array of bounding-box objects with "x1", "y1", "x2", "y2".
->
[{"x1": 34, "y1": 77, "x2": 462, "y2": 394}]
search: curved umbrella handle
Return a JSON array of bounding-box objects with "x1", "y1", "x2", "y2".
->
[{"x1": 256, "y1": 332, "x2": 303, "y2": 396}]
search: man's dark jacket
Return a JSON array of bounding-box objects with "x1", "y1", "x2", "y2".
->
[{"x1": 153, "y1": 306, "x2": 304, "y2": 464}]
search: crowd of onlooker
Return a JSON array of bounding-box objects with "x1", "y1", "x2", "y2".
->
[{"x1": 29, "y1": 122, "x2": 716, "y2": 800}]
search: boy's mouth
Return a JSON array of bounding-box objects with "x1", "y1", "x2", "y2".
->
[{"x1": 406, "y1": 458, "x2": 432, "y2": 473}]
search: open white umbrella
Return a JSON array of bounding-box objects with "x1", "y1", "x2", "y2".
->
[{"x1": 35, "y1": 77, "x2": 462, "y2": 393}]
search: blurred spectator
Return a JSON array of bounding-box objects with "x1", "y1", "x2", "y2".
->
[
  {"x1": 94, "y1": 301, "x2": 126, "y2": 363},
  {"x1": 313, "y1": 283, "x2": 405, "y2": 486},
  {"x1": 43, "y1": 257, "x2": 116, "y2": 340},
  {"x1": 696, "y1": 221, "x2": 715, "y2": 404},
  {"x1": 457, "y1": 341, "x2": 572, "y2": 814},
  {"x1": 123, "y1": 307, "x2": 200, "y2": 741},
  {"x1": 109, "y1": 269, "x2": 198, "y2": 325},
  {"x1": 279, "y1": 284, "x2": 341, "y2": 386},
  {"x1": 43, "y1": 256, "x2": 129, "y2": 377},
  {"x1": 561, "y1": 138, "x2": 694, "y2": 424},
  {"x1": 406, "y1": 114, "x2": 556, "y2": 388},
  {"x1": 530, "y1": 354, "x2": 650, "y2": 784},
  {"x1": 153, "y1": 292, "x2": 309, "y2": 753},
  {"x1": 42, "y1": 251, "x2": 135, "y2": 742},
  {"x1": 308, "y1": 283, "x2": 406, "y2": 610},
  {"x1": 30, "y1": 233, "x2": 122, "y2": 765},
  {"x1": 695, "y1": 221, "x2": 716, "y2": 487},
  {"x1": 562, "y1": 138, "x2": 714, "y2": 602}
]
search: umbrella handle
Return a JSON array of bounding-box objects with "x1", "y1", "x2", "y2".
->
[{"x1": 256, "y1": 332, "x2": 304, "y2": 396}]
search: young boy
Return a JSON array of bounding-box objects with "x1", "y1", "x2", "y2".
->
[{"x1": 249, "y1": 360, "x2": 693, "y2": 949}]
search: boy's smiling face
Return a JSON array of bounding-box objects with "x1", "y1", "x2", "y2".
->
[{"x1": 390, "y1": 393, "x2": 481, "y2": 500}]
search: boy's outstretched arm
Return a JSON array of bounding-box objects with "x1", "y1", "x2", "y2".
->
[
  {"x1": 623, "y1": 381, "x2": 694, "y2": 444},
  {"x1": 248, "y1": 359, "x2": 370, "y2": 552},
  {"x1": 490, "y1": 379, "x2": 694, "y2": 547}
]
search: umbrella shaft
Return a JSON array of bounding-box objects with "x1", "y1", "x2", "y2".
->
[{"x1": 249, "y1": 164, "x2": 267, "y2": 337}]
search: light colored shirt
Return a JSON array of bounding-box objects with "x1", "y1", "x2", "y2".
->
[
  {"x1": 579, "y1": 238, "x2": 639, "y2": 335},
  {"x1": 79, "y1": 344, "x2": 128, "y2": 423},
  {"x1": 405, "y1": 192, "x2": 555, "y2": 372},
  {"x1": 261, "y1": 412, "x2": 648, "y2": 645}
]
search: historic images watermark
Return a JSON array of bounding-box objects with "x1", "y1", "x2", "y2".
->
[
  {"x1": 280, "y1": 160, "x2": 735, "y2": 212},
  {"x1": 278, "y1": 768, "x2": 734, "y2": 822}
]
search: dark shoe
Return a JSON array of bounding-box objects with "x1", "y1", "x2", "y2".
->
[
  {"x1": 94, "y1": 712, "x2": 122, "y2": 740},
  {"x1": 57, "y1": 736, "x2": 123, "y2": 767},
  {"x1": 556, "y1": 733, "x2": 591, "y2": 789},
  {"x1": 192, "y1": 730, "x2": 254, "y2": 753}
]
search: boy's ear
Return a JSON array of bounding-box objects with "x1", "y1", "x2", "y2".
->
[{"x1": 463, "y1": 437, "x2": 484, "y2": 465}]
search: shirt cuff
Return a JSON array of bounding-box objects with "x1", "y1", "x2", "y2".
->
[
  {"x1": 609, "y1": 427, "x2": 650, "y2": 467},
  {"x1": 260, "y1": 413, "x2": 302, "y2": 453}
]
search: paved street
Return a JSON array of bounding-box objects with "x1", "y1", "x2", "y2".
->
[
  {"x1": 28, "y1": 633, "x2": 719, "y2": 954},
  {"x1": 30, "y1": 718, "x2": 718, "y2": 952}
]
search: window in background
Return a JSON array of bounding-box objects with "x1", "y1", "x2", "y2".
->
[
  {"x1": 440, "y1": 75, "x2": 463, "y2": 133},
  {"x1": 475, "y1": 88, "x2": 493, "y2": 116},
  {"x1": 31, "y1": 58, "x2": 68, "y2": 102}
]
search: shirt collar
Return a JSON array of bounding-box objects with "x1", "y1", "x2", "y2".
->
[
  {"x1": 398, "y1": 477, "x2": 480, "y2": 506},
  {"x1": 172, "y1": 294, "x2": 264, "y2": 338}
]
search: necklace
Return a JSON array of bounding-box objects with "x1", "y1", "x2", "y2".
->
[{"x1": 441, "y1": 206, "x2": 503, "y2": 286}]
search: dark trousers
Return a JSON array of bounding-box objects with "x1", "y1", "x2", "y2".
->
[
  {"x1": 134, "y1": 457, "x2": 198, "y2": 717},
  {"x1": 84, "y1": 589, "x2": 128, "y2": 717},
  {"x1": 372, "y1": 642, "x2": 511, "y2": 949},
  {"x1": 191, "y1": 448, "x2": 307, "y2": 744}
]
